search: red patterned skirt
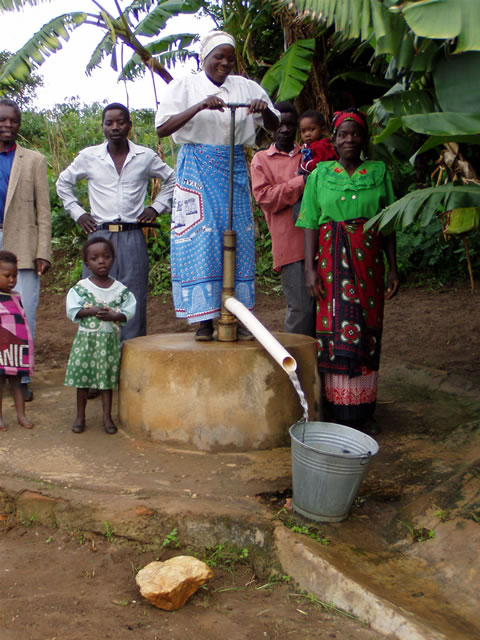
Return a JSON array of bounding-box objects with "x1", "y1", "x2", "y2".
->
[{"x1": 316, "y1": 219, "x2": 384, "y2": 427}]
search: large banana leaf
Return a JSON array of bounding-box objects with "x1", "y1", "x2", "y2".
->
[
  {"x1": 125, "y1": 0, "x2": 157, "y2": 18},
  {"x1": 133, "y1": 0, "x2": 205, "y2": 37},
  {"x1": 401, "y1": 112, "x2": 480, "y2": 137},
  {"x1": 375, "y1": 112, "x2": 480, "y2": 141},
  {"x1": 289, "y1": 0, "x2": 480, "y2": 53},
  {"x1": 86, "y1": 32, "x2": 114, "y2": 76},
  {"x1": 284, "y1": 0, "x2": 414, "y2": 65},
  {"x1": 414, "y1": 134, "x2": 480, "y2": 157},
  {"x1": 0, "y1": 0, "x2": 205, "y2": 87},
  {"x1": 378, "y1": 86, "x2": 437, "y2": 117},
  {"x1": 0, "y1": 12, "x2": 88, "y2": 87},
  {"x1": 373, "y1": 117, "x2": 403, "y2": 144},
  {"x1": 401, "y1": 0, "x2": 480, "y2": 54},
  {"x1": 365, "y1": 184, "x2": 480, "y2": 234},
  {"x1": 434, "y1": 51, "x2": 480, "y2": 113},
  {"x1": 120, "y1": 34, "x2": 197, "y2": 79},
  {"x1": 261, "y1": 38, "x2": 315, "y2": 101},
  {"x1": 286, "y1": 0, "x2": 480, "y2": 73},
  {"x1": 288, "y1": 0, "x2": 381, "y2": 42},
  {"x1": 444, "y1": 207, "x2": 480, "y2": 235}
]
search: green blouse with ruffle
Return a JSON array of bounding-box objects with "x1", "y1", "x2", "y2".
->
[{"x1": 296, "y1": 160, "x2": 394, "y2": 229}]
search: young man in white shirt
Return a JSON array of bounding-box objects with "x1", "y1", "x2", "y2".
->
[{"x1": 57, "y1": 103, "x2": 175, "y2": 340}]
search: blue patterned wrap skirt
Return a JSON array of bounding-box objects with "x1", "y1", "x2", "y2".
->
[{"x1": 171, "y1": 143, "x2": 255, "y2": 322}]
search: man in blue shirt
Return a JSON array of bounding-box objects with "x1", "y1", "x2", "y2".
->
[{"x1": 0, "y1": 98, "x2": 52, "y2": 401}]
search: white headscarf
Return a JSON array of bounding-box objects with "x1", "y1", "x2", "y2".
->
[{"x1": 199, "y1": 31, "x2": 235, "y2": 68}]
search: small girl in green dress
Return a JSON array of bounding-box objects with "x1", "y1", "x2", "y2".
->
[{"x1": 65, "y1": 237, "x2": 136, "y2": 434}]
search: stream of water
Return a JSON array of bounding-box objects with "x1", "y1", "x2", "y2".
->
[{"x1": 288, "y1": 371, "x2": 309, "y2": 423}]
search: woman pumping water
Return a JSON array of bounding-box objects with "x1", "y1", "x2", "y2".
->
[{"x1": 155, "y1": 31, "x2": 279, "y2": 341}]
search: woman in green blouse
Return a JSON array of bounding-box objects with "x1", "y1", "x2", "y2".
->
[{"x1": 296, "y1": 109, "x2": 399, "y2": 434}]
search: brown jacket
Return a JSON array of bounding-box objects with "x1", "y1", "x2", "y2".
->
[{"x1": 3, "y1": 143, "x2": 51, "y2": 269}]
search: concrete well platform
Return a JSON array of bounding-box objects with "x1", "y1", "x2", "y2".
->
[{"x1": 119, "y1": 332, "x2": 320, "y2": 452}]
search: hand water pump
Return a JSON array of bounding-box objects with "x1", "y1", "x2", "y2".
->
[{"x1": 217, "y1": 103, "x2": 251, "y2": 342}]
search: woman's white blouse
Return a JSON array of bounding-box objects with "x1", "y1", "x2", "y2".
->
[{"x1": 155, "y1": 71, "x2": 279, "y2": 146}]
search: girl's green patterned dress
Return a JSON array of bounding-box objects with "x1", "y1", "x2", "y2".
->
[{"x1": 64, "y1": 278, "x2": 136, "y2": 390}]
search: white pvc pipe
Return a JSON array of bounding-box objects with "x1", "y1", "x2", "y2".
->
[{"x1": 224, "y1": 297, "x2": 297, "y2": 373}]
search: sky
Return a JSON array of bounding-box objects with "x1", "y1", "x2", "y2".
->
[{"x1": 1, "y1": 0, "x2": 215, "y2": 111}]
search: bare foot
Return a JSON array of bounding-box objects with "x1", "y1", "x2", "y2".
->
[
  {"x1": 72, "y1": 420, "x2": 85, "y2": 434},
  {"x1": 0, "y1": 422, "x2": 7, "y2": 432},
  {"x1": 18, "y1": 416, "x2": 34, "y2": 429},
  {"x1": 104, "y1": 419, "x2": 118, "y2": 435}
]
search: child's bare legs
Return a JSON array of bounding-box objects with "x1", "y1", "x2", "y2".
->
[
  {"x1": 0, "y1": 375, "x2": 6, "y2": 431},
  {"x1": 101, "y1": 390, "x2": 117, "y2": 434},
  {"x1": 9, "y1": 375, "x2": 33, "y2": 429},
  {"x1": 72, "y1": 388, "x2": 88, "y2": 433}
]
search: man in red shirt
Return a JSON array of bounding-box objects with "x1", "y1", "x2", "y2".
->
[{"x1": 250, "y1": 102, "x2": 315, "y2": 337}]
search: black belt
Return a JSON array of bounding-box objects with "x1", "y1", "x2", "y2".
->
[{"x1": 96, "y1": 222, "x2": 161, "y2": 232}]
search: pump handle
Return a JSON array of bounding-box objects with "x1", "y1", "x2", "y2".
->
[{"x1": 225, "y1": 102, "x2": 250, "y2": 109}]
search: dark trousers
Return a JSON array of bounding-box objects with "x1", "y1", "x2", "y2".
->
[
  {"x1": 280, "y1": 259, "x2": 316, "y2": 338},
  {"x1": 83, "y1": 229, "x2": 148, "y2": 341}
]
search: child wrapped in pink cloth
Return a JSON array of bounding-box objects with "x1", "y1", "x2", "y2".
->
[{"x1": 0, "y1": 292, "x2": 33, "y2": 376}]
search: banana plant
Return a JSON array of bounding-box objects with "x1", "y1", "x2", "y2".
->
[
  {"x1": 261, "y1": 38, "x2": 316, "y2": 101},
  {"x1": 284, "y1": 0, "x2": 480, "y2": 67},
  {"x1": 281, "y1": 0, "x2": 480, "y2": 235},
  {"x1": 0, "y1": 0, "x2": 207, "y2": 90},
  {"x1": 118, "y1": 33, "x2": 197, "y2": 80},
  {"x1": 0, "y1": 12, "x2": 89, "y2": 89},
  {"x1": 365, "y1": 185, "x2": 480, "y2": 234}
]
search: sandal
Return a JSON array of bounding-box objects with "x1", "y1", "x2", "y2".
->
[
  {"x1": 72, "y1": 423, "x2": 85, "y2": 434},
  {"x1": 195, "y1": 320, "x2": 214, "y2": 342}
]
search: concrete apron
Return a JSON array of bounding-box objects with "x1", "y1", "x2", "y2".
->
[{"x1": 0, "y1": 363, "x2": 479, "y2": 640}]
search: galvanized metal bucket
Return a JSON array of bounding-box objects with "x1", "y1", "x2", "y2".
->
[{"x1": 289, "y1": 421, "x2": 379, "y2": 522}]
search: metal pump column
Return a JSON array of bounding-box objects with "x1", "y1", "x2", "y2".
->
[{"x1": 217, "y1": 103, "x2": 250, "y2": 342}]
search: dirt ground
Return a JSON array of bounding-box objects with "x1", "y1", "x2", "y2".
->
[
  {"x1": 2, "y1": 277, "x2": 478, "y2": 640},
  {"x1": 0, "y1": 524, "x2": 390, "y2": 640}
]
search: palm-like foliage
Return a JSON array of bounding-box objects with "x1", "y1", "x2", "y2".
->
[
  {"x1": 0, "y1": 0, "x2": 207, "y2": 91},
  {"x1": 217, "y1": 0, "x2": 286, "y2": 78},
  {"x1": 280, "y1": 0, "x2": 480, "y2": 231},
  {"x1": 0, "y1": 12, "x2": 89, "y2": 89},
  {"x1": 0, "y1": 50, "x2": 43, "y2": 106},
  {"x1": 118, "y1": 34, "x2": 198, "y2": 80},
  {"x1": 287, "y1": 0, "x2": 480, "y2": 60},
  {"x1": 261, "y1": 38, "x2": 315, "y2": 101},
  {"x1": 365, "y1": 185, "x2": 480, "y2": 234}
]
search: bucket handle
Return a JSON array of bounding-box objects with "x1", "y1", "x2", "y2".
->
[{"x1": 360, "y1": 451, "x2": 372, "y2": 465}]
